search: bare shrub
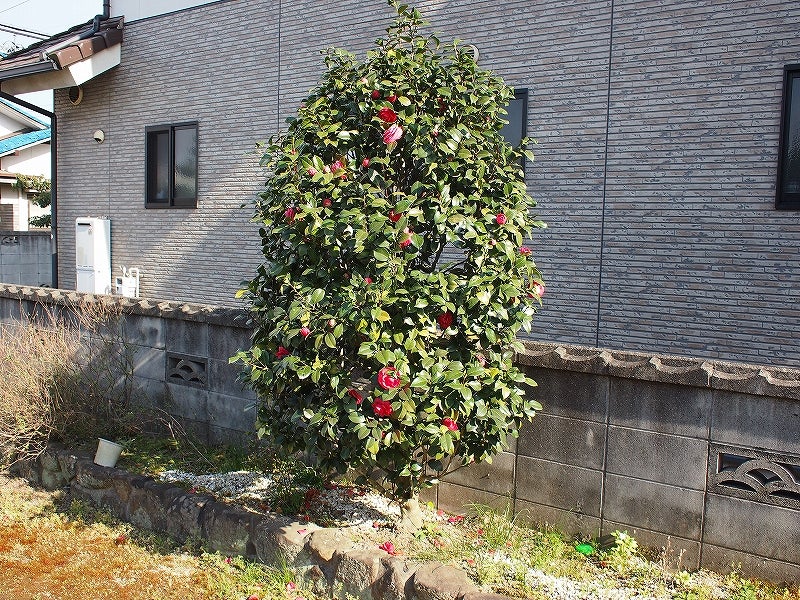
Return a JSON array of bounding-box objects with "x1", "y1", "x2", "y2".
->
[{"x1": 0, "y1": 298, "x2": 142, "y2": 468}]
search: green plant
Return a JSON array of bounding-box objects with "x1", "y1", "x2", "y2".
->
[
  {"x1": 236, "y1": 1, "x2": 544, "y2": 528},
  {"x1": 13, "y1": 173, "x2": 51, "y2": 228}
]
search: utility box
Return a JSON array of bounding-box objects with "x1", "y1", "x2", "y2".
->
[
  {"x1": 115, "y1": 267, "x2": 140, "y2": 298},
  {"x1": 75, "y1": 217, "x2": 111, "y2": 294}
]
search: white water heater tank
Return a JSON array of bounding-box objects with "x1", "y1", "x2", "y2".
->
[{"x1": 75, "y1": 217, "x2": 111, "y2": 294}]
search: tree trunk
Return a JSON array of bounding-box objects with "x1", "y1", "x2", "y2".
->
[{"x1": 398, "y1": 493, "x2": 424, "y2": 532}]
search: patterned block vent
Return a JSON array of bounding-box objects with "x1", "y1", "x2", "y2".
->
[
  {"x1": 166, "y1": 353, "x2": 208, "y2": 388},
  {"x1": 1, "y1": 235, "x2": 19, "y2": 245},
  {"x1": 710, "y1": 444, "x2": 800, "y2": 510}
]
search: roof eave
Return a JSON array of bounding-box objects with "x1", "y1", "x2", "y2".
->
[
  {"x1": 0, "y1": 136, "x2": 51, "y2": 157},
  {"x1": 0, "y1": 44, "x2": 121, "y2": 95}
]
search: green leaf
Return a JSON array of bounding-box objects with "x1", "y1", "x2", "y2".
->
[{"x1": 310, "y1": 288, "x2": 325, "y2": 304}]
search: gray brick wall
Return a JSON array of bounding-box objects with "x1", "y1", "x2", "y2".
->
[{"x1": 54, "y1": 0, "x2": 800, "y2": 367}]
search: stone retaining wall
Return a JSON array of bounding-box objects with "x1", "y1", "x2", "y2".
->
[
  {"x1": 18, "y1": 447, "x2": 502, "y2": 600},
  {"x1": 2, "y1": 284, "x2": 799, "y2": 583}
]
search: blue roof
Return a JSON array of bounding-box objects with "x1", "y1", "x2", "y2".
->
[
  {"x1": 0, "y1": 97, "x2": 50, "y2": 127},
  {"x1": 0, "y1": 128, "x2": 51, "y2": 155}
]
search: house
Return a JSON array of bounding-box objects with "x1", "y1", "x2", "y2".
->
[
  {"x1": 0, "y1": 97, "x2": 51, "y2": 230},
  {"x1": 0, "y1": 0, "x2": 799, "y2": 368}
]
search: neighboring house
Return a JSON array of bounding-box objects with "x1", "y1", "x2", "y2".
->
[
  {"x1": 0, "y1": 0, "x2": 798, "y2": 368},
  {"x1": 0, "y1": 97, "x2": 50, "y2": 230}
]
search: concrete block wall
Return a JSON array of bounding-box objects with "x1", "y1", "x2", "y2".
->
[
  {"x1": 51, "y1": 0, "x2": 800, "y2": 368},
  {"x1": 0, "y1": 231, "x2": 52, "y2": 286},
  {"x1": 2, "y1": 284, "x2": 799, "y2": 582}
]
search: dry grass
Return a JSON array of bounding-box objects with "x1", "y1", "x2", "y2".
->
[{"x1": 0, "y1": 474, "x2": 317, "y2": 600}]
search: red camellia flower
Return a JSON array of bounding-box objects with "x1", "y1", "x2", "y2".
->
[
  {"x1": 383, "y1": 124, "x2": 403, "y2": 144},
  {"x1": 362, "y1": 158, "x2": 370, "y2": 168},
  {"x1": 519, "y1": 246, "x2": 532, "y2": 256},
  {"x1": 371, "y1": 89, "x2": 381, "y2": 99},
  {"x1": 442, "y1": 417, "x2": 459, "y2": 431},
  {"x1": 378, "y1": 541, "x2": 397, "y2": 555},
  {"x1": 399, "y1": 233, "x2": 412, "y2": 248},
  {"x1": 387, "y1": 94, "x2": 397, "y2": 103},
  {"x1": 276, "y1": 346, "x2": 290, "y2": 359},
  {"x1": 307, "y1": 167, "x2": 317, "y2": 176},
  {"x1": 364, "y1": 277, "x2": 373, "y2": 284},
  {"x1": 377, "y1": 366, "x2": 401, "y2": 390},
  {"x1": 322, "y1": 198, "x2": 332, "y2": 207},
  {"x1": 348, "y1": 388, "x2": 364, "y2": 405},
  {"x1": 300, "y1": 326, "x2": 311, "y2": 338},
  {"x1": 372, "y1": 399, "x2": 393, "y2": 417},
  {"x1": 495, "y1": 213, "x2": 507, "y2": 225},
  {"x1": 284, "y1": 207, "x2": 296, "y2": 222},
  {"x1": 437, "y1": 311, "x2": 454, "y2": 330},
  {"x1": 378, "y1": 107, "x2": 398, "y2": 123},
  {"x1": 330, "y1": 159, "x2": 345, "y2": 173},
  {"x1": 388, "y1": 209, "x2": 402, "y2": 223}
]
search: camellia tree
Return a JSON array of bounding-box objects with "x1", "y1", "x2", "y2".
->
[{"x1": 236, "y1": 2, "x2": 546, "y2": 529}]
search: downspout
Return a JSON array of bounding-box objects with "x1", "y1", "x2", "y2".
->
[{"x1": 0, "y1": 91, "x2": 57, "y2": 287}]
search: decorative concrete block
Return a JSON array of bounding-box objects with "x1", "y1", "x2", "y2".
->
[
  {"x1": 602, "y1": 474, "x2": 704, "y2": 540},
  {"x1": 515, "y1": 455, "x2": 603, "y2": 517},
  {"x1": 609, "y1": 378, "x2": 711, "y2": 438},
  {"x1": 518, "y1": 414, "x2": 606, "y2": 470},
  {"x1": 605, "y1": 426, "x2": 708, "y2": 490}
]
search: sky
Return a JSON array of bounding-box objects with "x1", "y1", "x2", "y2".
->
[{"x1": 0, "y1": 0, "x2": 103, "y2": 110}]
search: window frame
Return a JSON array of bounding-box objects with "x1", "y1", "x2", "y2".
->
[
  {"x1": 145, "y1": 121, "x2": 198, "y2": 209},
  {"x1": 776, "y1": 65, "x2": 800, "y2": 210}
]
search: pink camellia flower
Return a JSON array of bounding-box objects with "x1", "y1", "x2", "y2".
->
[
  {"x1": 372, "y1": 399, "x2": 393, "y2": 417},
  {"x1": 399, "y1": 233, "x2": 412, "y2": 248},
  {"x1": 378, "y1": 541, "x2": 397, "y2": 555},
  {"x1": 387, "y1": 94, "x2": 397, "y2": 103},
  {"x1": 323, "y1": 165, "x2": 331, "y2": 173},
  {"x1": 531, "y1": 282, "x2": 545, "y2": 297},
  {"x1": 377, "y1": 366, "x2": 401, "y2": 390},
  {"x1": 495, "y1": 213, "x2": 507, "y2": 225},
  {"x1": 348, "y1": 388, "x2": 364, "y2": 405},
  {"x1": 383, "y1": 124, "x2": 403, "y2": 144},
  {"x1": 378, "y1": 107, "x2": 398, "y2": 123},
  {"x1": 276, "y1": 346, "x2": 290, "y2": 359},
  {"x1": 362, "y1": 158, "x2": 370, "y2": 168},
  {"x1": 284, "y1": 207, "x2": 296, "y2": 222},
  {"x1": 442, "y1": 417, "x2": 459, "y2": 432},
  {"x1": 286, "y1": 582, "x2": 297, "y2": 592},
  {"x1": 519, "y1": 246, "x2": 532, "y2": 256},
  {"x1": 475, "y1": 353, "x2": 487, "y2": 367},
  {"x1": 437, "y1": 311, "x2": 454, "y2": 330},
  {"x1": 322, "y1": 198, "x2": 332, "y2": 207},
  {"x1": 364, "y1": 277, "x2": 373, "y2": 284},
  {"x1": 307, "y1": 167, "x2": 317, "y2": 176},
  {"x1": 371, "y1": 89, "x2": 381, "y2": 99},
  {"x1": 300, "y1": 326, "x2": 311, "y2": 338},
  {"x1": 330, "y1": 159, "x2": 345, "y2": 172}
]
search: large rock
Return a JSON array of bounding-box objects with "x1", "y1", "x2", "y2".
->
[
  {"x1": 199, "y1": 500, "x2": 259, "y2": 556},
  {"x1": 332, "y1": 548, "x2": 385, "y2": 600},
  {"x1": 253, "y1": 517, "x2": 319, "y2": 567},
  {"x1": 373, "y1": 556, "x2": 418, "y2": 600},
  {"x1": 413, "y1": 562, "x2": 480, "y2": 600}
]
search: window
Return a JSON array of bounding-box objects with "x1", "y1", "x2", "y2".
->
[
  {"x1": 146, "y1": 122, "x2": 198, "y2": 208},
  {"x1": 777, "y1": 66, "x2": 800, "y2": 210},
  {"x1": 499, "y1": 88, "x2": 528, "y2": 148}
]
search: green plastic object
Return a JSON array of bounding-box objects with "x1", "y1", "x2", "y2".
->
[{"x1": 575, "y1": 542, "x2": 594, "y2": 556}]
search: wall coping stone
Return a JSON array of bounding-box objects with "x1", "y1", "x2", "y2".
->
[
  {"x1": 0, "y1": 283, "x2": 249, "y2": 328},
  {"x1": 4, "y1": 283, "x2": 798, "y2": 401},
  {"x1": 519, "y1": 342, "x2": 800, "y2": 401},
  {"x1": 15, "y1": 446, "x2": 514, "y2": 600}
]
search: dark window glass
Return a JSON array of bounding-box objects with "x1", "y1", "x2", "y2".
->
[
  {"x1": 777, "y1": 67, "x2": 800, "y2": 209},
  {"x1": 146, "y1": 122, "x2": 198, "y2": 208},
  {"x1": 499, "y1": 89, "x2": 528, "y2": 148}
]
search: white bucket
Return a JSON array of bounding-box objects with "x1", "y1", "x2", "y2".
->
[{"x1": 94, "y1": 438, "x2": 124, "y2": 467}]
